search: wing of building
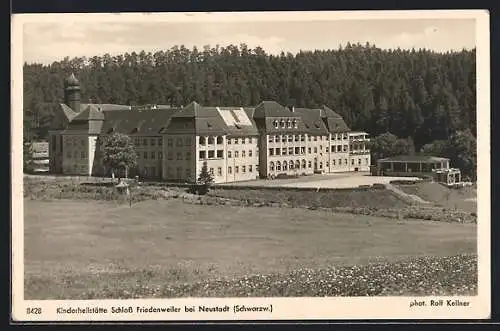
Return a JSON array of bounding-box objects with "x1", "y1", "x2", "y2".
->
[{"x1": 48, "y1": 74, "x2": 371, "y2": 183}]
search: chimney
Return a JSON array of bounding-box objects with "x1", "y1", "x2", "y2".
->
[{"x1": 288, "y1": 99, "x2": 296, "y2": 112}]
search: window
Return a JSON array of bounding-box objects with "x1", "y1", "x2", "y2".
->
[
  {"x1": 345, "y1": 159, "x2": 348, "y2": 165},
  {"x1": 276, "y1": 161, "x2": 281, "y2": 171},
  {"x1": 319, "y1": 162, "x2": 323, "y2": 169},
  {"x1": 288, "y1": 147, "x2": 294, "y2": 155},
  {"x1": 343, "y1": 145, "x2": 348, "y2": 152},
  {"x1": 217, "y1": 150, "x2": 223, "y2": 158},
  {"x1": 199, "y1": 151, "x2": 206, "y2": 159},
  {"x1": 81, "y1": 151, "x2": 86, "y2": 159},
  {"x1": 320, "y1": 145, "x2": 323, "y2": 151},
  {"x1": 282, "y1": 148, "x2": 287, "y2": 156},
  {"x1": 295, "y1": 147, "x2": 300, "y2": 155},
  {"x1": 275, "y1": 148, "x2": 280, "y2": 155},
  {"x1": 270, "y1": 162, "x2": 275, "y2": 171},
  {"x1": 289, "y1": 161, "x2": 294, "y2": 170},
  {"x1": 287, "y1": 120, "x2": 292, "y2": 128},
  {"x1": 151, "y1": 139, "x2": 156, "y2": 146},
  {"x1": 249, "y1": 165, "x2": 253, "y2": 172},
  {"x1": 293, "y1": 120, "x2": 298, "y2": 128},
  {"x1": 283, "y1": 161, "x2": 288, "y2": 171},
  {"x1": 228, "y1": 166, "x2": 232, "y2": 174},
  {"x1": 227, "y1": 138, "x2": 232, "y2": 144},
  {"x1": 269, "y1": 149, "x2": 274, "y2": 156},
  {"x1": 235, "y1": 138, "x2": 239, "y2": 144},
  {"x1": 228, "y1": 151, "x2": 232, "y2": 158},
  {"x1": 242, "y1": 151, "x2": 246, "y2": 157},
  {"x1": 208, "y1": 150, "x2": 215, "y2": 159},
  {"x1": 288, "y1": 135, "x2": 293, "y2": 142},
  {"x1": 273, "y1": 120, "x2": 279, "y2": 129},
  {"x1": 301, "y1": 147, "x2": 305, "y2": 154},
  {"x1": 308, "y1": 136, "x2": 312, "y2": 141},
  {"x1": 208, "y1": 137, "x2": 215, "y2": 145},
  {"x1": 308, "y1": 147, "x2": 311, "y2": 154},
  {"x1": 269, "y1": 136, "x2": 274, "y2": 143},
  {"x1": 295, "y1": 160, "x2": 300, "y2": 169},
  {"x1": 151, "y1": 152, "x2": 156, "y2": 159},
  {"x1": 249, "y1": 150, "x2": 253, "y2": 157},
  {"x1": 302, "y1": 160, "x2": 306, "y2": 169},
  {"x1": 176, "y1": 167, "x2": 182, "y2": 178},
  {"x1": 177, "y1": 152, "x2": 182, "y2": 160},
  {"x1": 186, "y1": 152, "x2": 191, "y2": 160},
  {"x1": 338, "y1": 159, "x2": 342, "y2": 165},
  {"x1": 158, "y1": 138, "x2": 163, "y2": 146},
  {"x1": 143, "y1": 139, "x2": 148, "y2": 146},
  {"x1": 242, "y1": 166, "x2": 246, "y2": 173},
  {"x1": 314, "y1": 147, "x2": 318, "y2": 153},
  {"x1": 358, "y1": 159, "x2": 362, "y2": 165},
  {"x1": 185, "y1": 137, "x2": 192, "y2": 146},
  {"x1": 159, "y1": 152, "x2": 163, "y2": 159},
  {"x1": 134, "y1": 138, "x2": 140, "y2": 145},
  {"x1": 308, "y1": 161, "x2": 312, "y2": 168},
  {"x1": 186, "y1": 168, "x2": 191, "y2": 177},
  {"x1": 301, "y1": 135, "x2": 305, "y2": 141},
  {"x1": 167, "y1": 139, "x2": 173, "y2": 147},
  {"x1": 331, "y1": 146, "x2": 335, "y2": 152},
  {"x1": 167, "y1": 152, "x2": 173, "y2": 160},
  {"x1": 217, "y1": 167, "x2": 222, "y2": 176},
  {"x1": 337, "y1": 145, "x2": 342, "y2": 152},
  {"x1": 242, "y1": 138, "x2": 246, "y2": 144},
  {"x1": 216, "y1": 136, "x2": 223, "y2": 144},
  {"x1": 210, "y1": 168, "x2": 214, "y2": 175},
  {"x1": 313, "y1": 136, "x2": 318, "y2": 141},
  {"x1": 365, "y1": 158, "x2": 369, "y2": 164},
  {"x1": 199, "y1": 137, "x2": 206, "y2": 145},
  {"x1": 294, "y1": 135, "x2": 299, "y2": 142},
  {"x1": 333, "y1": 160, "x2": 336, "y2": 166},
  {"x1": 275, "y1": 135, "x2": 281, "y2": 143},
  {"x1": 144, "y1": 152, "x2": 148, "y2": 159},
  {"x1": 235, "y1": 166, "x2": 239, "y2": 173},
  {"x1": 280, "y1": 120, "x2": 285, "y2": 128},
  {"x1": 176, "y1": 138, "x2": 183, "y2": 147},
  {"x1": 351, "y1": 159, "x2": 355, "y2": 165},
  {"x1": 235, "y1": 151, "x2": 239, "y2": 157}
]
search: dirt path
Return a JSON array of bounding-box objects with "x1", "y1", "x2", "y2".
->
[{"x1": 385, "y1": 183, "x2": 431, "y2": 205}]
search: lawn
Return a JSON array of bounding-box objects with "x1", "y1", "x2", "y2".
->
[{"x1": 24, "y1": 199, "x2": 477, "y2": 299}]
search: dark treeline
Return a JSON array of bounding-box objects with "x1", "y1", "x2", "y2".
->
[{"x1": 24, "y1": 43, "x2": 476, "y2": 153}]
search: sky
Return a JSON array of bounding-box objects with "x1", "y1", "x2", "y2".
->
[{"x1": 19, "y1": 12, "x2": 478, "y2": 65}]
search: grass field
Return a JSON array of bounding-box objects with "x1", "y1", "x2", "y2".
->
[{"x1": 24, "y1": 198, "x2": 477, "y2": 299}]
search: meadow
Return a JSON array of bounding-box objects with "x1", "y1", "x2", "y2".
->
[{"x1": 24, "y1": 197, "x2": 477, "y2": 299}]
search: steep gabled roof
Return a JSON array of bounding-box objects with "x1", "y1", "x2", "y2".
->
[
  {"x1": 72, "y1": 104, "x2": 105, "y2": 121},
  {"x1": 293, "y1": 108, "x2": 329, "y2": 135},
  {"x1": 253, "y1": 101, "x2": 293, "y2": 118},
  {"x1": 80, "y1": 103, "x2": 131, "y2": 112}
]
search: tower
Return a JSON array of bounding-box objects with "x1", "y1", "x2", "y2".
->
[{"x1": 64, "y1": 73, "x2": 81, "y2": 113}]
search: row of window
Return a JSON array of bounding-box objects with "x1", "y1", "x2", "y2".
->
[
  {"x1": 134, "y1": 138, "x2": 164, "y2": 147},
  {"x1": 167, "y1": 151, "x2": 191, "y2": 160},
  {"x1": 272, "y1": 119, "x2": 298, "y2": 129},
  {"x1": 199, "y1": 150, "x2": 224, "y2": 160},
  {"x1": 269, "y1": 145, "x2": 350, "y2": 156},
  {"x1": 66, "y1": 151, "x2": 86, "y2": 159},
  {"x1": 167, "y1": 137, "x2": 191, "y2": 147},
  {"x1": 227, "y1": 150, "x2": 255, "y2": 158},
  {"x1": 199, "y1": 136, "x2": 257, "y2": 145},
  {"x1": 139, "y1": 151, "x2": 164, "y2": 160},
  {"x1": 227, "y1": 164, "x2": 257, "y2": 175},
  {"x1": 268, "y1": 158, "x2": 369, "y2": 171}
]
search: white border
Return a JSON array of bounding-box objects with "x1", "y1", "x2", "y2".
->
[{"x1": 11, "y1": 10, "x2": 491, "y2": 321}]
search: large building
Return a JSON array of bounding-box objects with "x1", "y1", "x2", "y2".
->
[{"x1": 48, "y1": 74, "x2": 371, "y2": 183}]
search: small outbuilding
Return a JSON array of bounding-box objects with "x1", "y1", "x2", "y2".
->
[{"x1": 375, "y1": 155, "x2": 451, "y2": 177}]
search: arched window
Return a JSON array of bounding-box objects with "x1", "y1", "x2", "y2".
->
[
  {"x1": 208, "y1": 136, "x2": 215, "y2": 145},
  {"x1": 270, "y1": 161, "x2": 275, "y2": 171},
  {"x1": 273, "y1": 120, "x2": 279, "y2": 129},
  {"x1": 276, "y1": 161, "x2": 281, "y2": 171},
  {"x1": 302, "y1": 159, "x2": 306, "y2": 169},
  {"x1": 289, "y1": 160, "x2": 294, "y2": 170},
  {"x1": 295, "y1": 160, "x2": 300, "y2": 169},
  {"x1": 199, "y1": 137, "x2": 206, "y2": 145},
  {"x1": 283, "y1": 161, "x2": 288, "y2": 171},
  {"x1": 216, "y1": 136, "x2": 223, "y2": 144}
]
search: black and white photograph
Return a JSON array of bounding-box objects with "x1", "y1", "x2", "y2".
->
[{"x1": 11, "y1": 10, "x2": 490, "y2": 321}]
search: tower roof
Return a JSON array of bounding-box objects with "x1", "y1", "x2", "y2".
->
[{"x1": 65, "y1": 73, "x2": 80, "y2": 87}]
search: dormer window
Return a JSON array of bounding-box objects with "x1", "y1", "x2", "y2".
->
[
  {"x1": 280, "y1": 120, "x2": 285, "y2": 128},
  {"x1": 287, "y1": 120, "x2": 292, "y2": 128},
  {"x1": 292, "y1": 119, "x2": 298, "y2": 128},
  {"x1": 273, "y1": 120, "x2": 278, "y2": 129}
]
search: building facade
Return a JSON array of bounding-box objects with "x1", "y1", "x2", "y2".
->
[{"x1": 48, "y1": 74, "x2": 371, "y2": 183}]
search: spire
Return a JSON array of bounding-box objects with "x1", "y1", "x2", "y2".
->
[{"x1": 65, "y1": 73, "x2": 80, "y2": 87}]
